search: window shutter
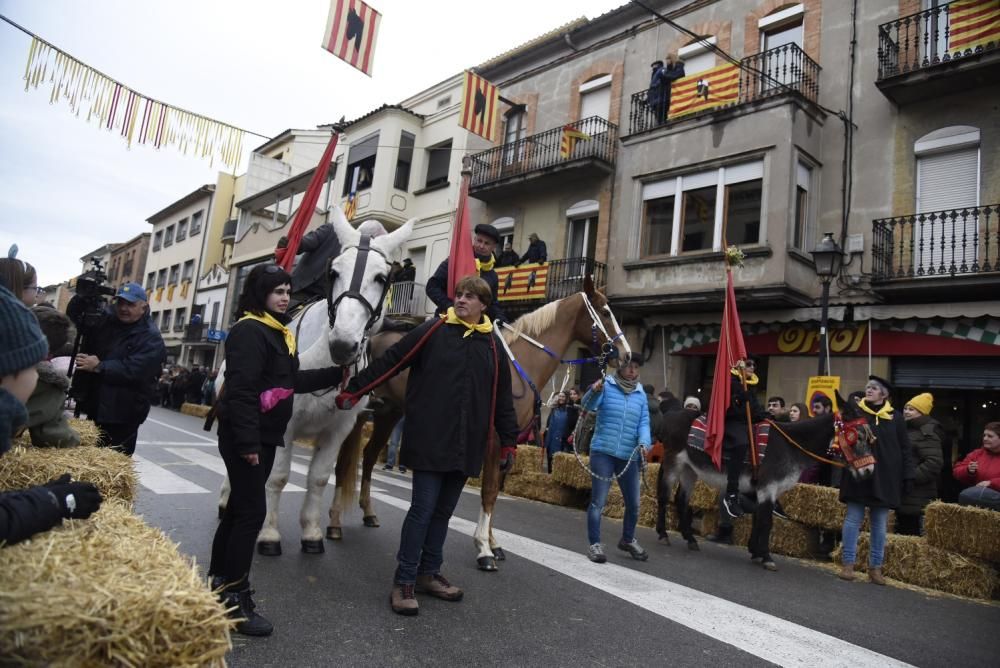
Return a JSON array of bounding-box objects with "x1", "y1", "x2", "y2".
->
[{"x1": 916, "y1": 148, "x2": 978, "y2": 213}]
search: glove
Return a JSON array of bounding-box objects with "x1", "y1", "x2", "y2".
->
[
  {"x1": 47, "y1": 480, "x2": 103, "y2": 519},
  {"x1": 499, "y1": 446, "x2": 516, "y2": 474},
  {"x1": 335, "y1": 392, "x2": 356, "y2": 410},
  {"x1": 902, "y1": 479, "x2": 914, "y2": 496}
]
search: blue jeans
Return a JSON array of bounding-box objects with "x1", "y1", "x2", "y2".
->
[
  {"x1": 394, "y1": 470, "x2": 467, "y2": 584},
  {"x1": 587, "y1": 452, "x2": 640, "y2": 546},
  {"x1": 841, "y1": 502, "x2": 890, "y2": 567},
  {"x1": 387, "y1": 418, "x2": 404, "y2": 467},
  {"x1": 958, "y1": 485, "x2": 1000, "y2": 510}
]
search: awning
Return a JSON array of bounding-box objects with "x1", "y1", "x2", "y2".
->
[
  {"x1": 646, "y1": 306, "x2": 846, "y2": 327},
  {"x1": 854, "y1": 301, "x2": 998, "y2": 320}
]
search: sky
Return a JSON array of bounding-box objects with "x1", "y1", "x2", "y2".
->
[{"x1": 0, "y1": 0, "x2": 628, "y2": 286}]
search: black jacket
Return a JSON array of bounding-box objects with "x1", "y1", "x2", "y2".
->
[
  {"x1": 68, "y1": 298, "x2": 166, "y2": 425},
  {"x1": 840, "y1": 404, "x2": 917, "y2": 509},
  {"x1": 518, "y1": 240, "x2": 547, "y2": 265},
  {"x1": 425, "y1": 257, "x2": 506, "y2": 322},
  {"x1": 291, "y1": 224, "x2": 342, "y2": 294},
  {"x1": 722, "y1": 375, "x2": 768, "y2": 450},
  {"x1": 496, "y1": 250, "x2": 519, "y2": 267},
  {"x1": 345, "y1": 319, "x2": 518, "y2": 477},
  {"x1": 218, "y1": 316, "x2": 343, "y2": 455},
  {"x1": 899, "y1": 415, "x2": 944, "y2": 515}
]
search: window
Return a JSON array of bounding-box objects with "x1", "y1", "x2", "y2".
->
[
  {"x1": 182, "y1": 260, "x2": 195, "y2": 283},
  {"x1": 394, "y1": 131, "x2": 415, "y2": 191},
  {"x1": 437, "y1": 95, "x2": 452, "y2": 109},
  {"x1": 150, "y1": 311, "x2": 159, "y2": 329},
  {"x1": 579, "y1": 74, "x2": 612, "y2": 121},
  {"x1": 342, "y1": 132, "x2": 379, "y2": 195},
  {"x1": 164, "y1": 225, "x2": 175, "y2": 247},
  {"x1": 169, "y1": 264, "x2": 180, "y2": 285},
  {"x1": 161, "y1": 310, "x2": 172, "y2": 332},
  {"x1": 759, "y1": 4, "x2": 804, "y2": 90},
  {"x1": 678, "y1": 37, "x2": 717, "y2": 76},
  {"x1": 174, "y1": 307, "x2": 187, "y2": 332},
  {"x1": 681, "y1": 186, "x2": 717, "y2": 252},
  {"x1": 146, "y1": 272, "x2": 155, "y2": 291},
  {"x1": 424, "y1": 140, "x2": 452, "y2": 189},
  {"x1": 176, "y1": 218, "x2": 188, "y2": 242},
  {"x1": 190, "y1": 210, "x2": 203, "y2": 236},
  {"x1": 210, "y1": 302, "x2": 220, "y2": 328},
  {"x1": 643, "y1": 196, "x2": 676, "y2": 256},
  {"x1": 156, "y1": 268, "x2": 167, "y2": 288},
  {"x1": 724, "y1": 180, "x2": 763, "y2": 246},
  {"x1": 503, "y1": 108, "x2": 527, "y2": 165},
  {"x1": 153, "y1": 230, "x2": 163, "y2": 251},
  {"x1": 793, "y1": 161, "x2": 813, "y2": 249}
]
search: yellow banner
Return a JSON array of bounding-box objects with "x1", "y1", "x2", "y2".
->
[
  {"x1": 949, "y1": 0, "x2": 1000, "y2": 52},
  {"x1": 806, "y1": 376, "x2": 840, "y2": 416},
  {"x1": 494, "y1": 262, "x2": 548, "y2": 301},
  {"x1": 668, "y1": 63, "x2": 740, "y2": 119}
]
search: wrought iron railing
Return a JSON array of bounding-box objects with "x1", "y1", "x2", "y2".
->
[
  {"x1": 469, "y1": 116, "x2": 617, "y2": 189},
  {"x1": 545, "y1": 258, "x2": 607, "y2": 301},
  {"x1": 871, "y1": 204, "x2": 999, "y2": 280},
  {"x1": 385, "y1": 281, "x2": 427, "y2": 316},
  {"x1": 877, "y1": 0, "x2": 1000, "y2": 80},
  {"x1": 627, "y1": 43, "x2": 820, "y2": 135}
]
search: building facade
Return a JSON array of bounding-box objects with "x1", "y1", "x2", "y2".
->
[{"x1": 106, "y1": 232, "x2": 150, "y2": 289}]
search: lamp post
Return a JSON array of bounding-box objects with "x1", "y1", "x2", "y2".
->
[{"x1": 810, "y1": 232, "x2": 844, "y2": 376}]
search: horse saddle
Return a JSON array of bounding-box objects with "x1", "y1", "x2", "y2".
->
[{"x1": 686, "y1": 414, "x2": 770, "y2": 466}]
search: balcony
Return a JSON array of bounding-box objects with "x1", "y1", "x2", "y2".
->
[
  {"x1": 625, "y1": 43, "x2": 820, "y2": 136},
  {"x1": 385, "y1": 281, "x2": 427, "y2": 317},
  {"x1": 468, "y1": 116, "x2": 617, "y2": 200},
  {"x1": 871, "y1": 203, "x2": 1000, "y2": 300},
  {"x1": 876, "y1": 0, "x2": 1000, "y2": 104},
  {"x1": 494, "y1": 257, "x2": 607, "y2": 318}
]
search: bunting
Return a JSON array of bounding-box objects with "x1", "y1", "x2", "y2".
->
[
  {"x1": 559, "y1": 125, "x2": 591, "y2": 159},
  {"x1": 459, "y1": 70, "x2": 500, "y2": 142},
  {"x1": 322, "y1": 0, "x2": 382, "y2": 76},
  {"x1": 948, "y1": 0, "x2": 1000, "y2": 53},
  {"x1": 668, "y1": 63, "x2": 740, "y2": 119},
  {"x1": 22, "y1": 36, "x2": 246, "y2": 169}
]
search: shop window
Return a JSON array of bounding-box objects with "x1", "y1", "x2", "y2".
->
[
  {"x1": 394, "y1": 131, "x2": 415, "y2": 191},
  {"x1": 342, "y1": 131, "x2": 378, "y2": 196},
  {"x1": 424, "y1": 140, "x2": 452, "y2": 189},
  {"x1": 678, "y1": 37, "x2": 717, "y2": 76}
]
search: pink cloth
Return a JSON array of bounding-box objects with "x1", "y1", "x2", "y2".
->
[{"x1": 260, "y1": 387, "x2": 294, "y2": 413}]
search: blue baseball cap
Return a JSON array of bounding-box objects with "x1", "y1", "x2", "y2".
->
[{"x1": 115, "y1": 282, "x2": 148, "y2": 302}]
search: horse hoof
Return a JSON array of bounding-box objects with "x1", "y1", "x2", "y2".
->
[
  {"x1": 362, "y1": 515, "x2": 380, "y2": 528},
  {"x1": 658, "y1": 533, "x2": 672, "y2": 546},
  {"x1": 325, "y1": 526, "x2": 343, "y2": 540},
  {"x1": 762, "y1": 560, "x2": 777, "y2": 571},
  {"x1": 257, "y1": 541, "x2": 282, "y2": 557},
  {"x1": 492, "y1": 547, "x2": 506, "y2": 561},
  {"x1": 477, "y1": 556, "x2": 498, "y2": 571},
  {"x1": 687, "y1": 541, "x2": 700, "y2": 552},
  {"x1": 301, "y1": 539, "x2": 325, "y2": 554}
]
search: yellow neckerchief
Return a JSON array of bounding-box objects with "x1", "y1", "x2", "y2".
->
[
  {"x1": 730, "y1": 368, "x2": 759, "y2": 386},
  {"x1": 859, "y1": 398, "x2": 893, "y2": 424},
  {"x1": 441, "y1": 306, "x2": 493, "y2": 338},
  {"x1": 475, "y1": 255, "x2": 495, "y2": 273},
  {"x1": 239, "y1": 311, "x2": 296, "y2": 356}
]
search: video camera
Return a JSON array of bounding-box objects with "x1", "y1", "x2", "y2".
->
[{"x1": 68, "y1": 257, "x2": 116, "y2": 414}]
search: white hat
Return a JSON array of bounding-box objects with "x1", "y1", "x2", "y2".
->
[{"x1": 684, "y1": 396, "x2": 701, "y2": 411}]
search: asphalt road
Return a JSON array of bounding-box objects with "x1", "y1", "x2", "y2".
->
[{"x1": 134, "y1": 407, "x2": 1000, "y2": 668}]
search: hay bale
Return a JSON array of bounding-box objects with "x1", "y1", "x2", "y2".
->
[
  {"x1": 15, "y1": 418, "x2": 103, "y2": 449},
  {"x1": 550, "y1": 452, "x2": 592, "y2": 489},
  {"x1": 924, "y1": 501, "x2": 1000, "y2": 563},
  {"x1": 0, "y1": 501, "x2": 232, "y2": 666},
  {"x1": 780, "y1": 484, "x2": 845, "y2": 530},
  {"x1": 512, "y1": 445, "x2": 544, "y2": 475},
  {"x1": 180, "y1": 402, "x2": 211, "y2": 418},
  {"x1": 832, "y1": 533, "x2": 1000, "y2": 600},
  {"x1": 0, "y1": 445, "x2": 136, "y2": 505},
  {"x1": 504, "y1": 472, "x2": 588, "y2": 508},
  {"x1": 688, "y1": 480, "x2": 720, "y2": 511}
]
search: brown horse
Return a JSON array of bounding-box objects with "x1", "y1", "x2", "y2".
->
[{"x1": 327, "y1": 279, "x2": 630, "y2": 571}]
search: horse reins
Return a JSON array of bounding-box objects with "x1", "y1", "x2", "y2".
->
[{"x1": 764, "y1": 418, "x2": 847, "y2": 468}]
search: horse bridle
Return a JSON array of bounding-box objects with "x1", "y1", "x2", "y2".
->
[{"x1": 327, "y1": 234, "x2": 392, "y2": 336}]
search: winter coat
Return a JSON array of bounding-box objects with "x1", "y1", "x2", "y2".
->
[
  {"x1": 840, "y1": 405, "x2": 916, "y2": 509},
  {"x1": 25, "y1": 361, "x2": 79, "y2": 448},
  {"x1": 518, "y1": 240, "x2": 547, "y2": 265},
  {"x1": 345, "y1": 318, "x2": 518, "y2": 477},
  {"x1": 290, "y1": 224, "x2": 342, "y2": 294},
  {"x1": 496, "y1": 250, "x2": 519, "y2": 267},
  {"x1": 425, "y1": 257, "x2": 506, "y2": 322},
  {"x1": 899, "y1": 415, "x2": 944, "y2": 515},
  {"x1": 67, "y1": 298, "x2": 166, "y2": 426},
  {"x1": 723, "y1": 375, "x2": 768, "y2": 451},
  {"x1": 217, "y1": 316, "x2": 343, "y2": 456},
  {"x1": 954, "y1": 447, "x2": 1000, "y2": 491},
  {"x1": 581, "y1": 376, "x2": 651, "y2": 461},
  {"x1": 545, "y1": 405, "x2": 576, "y2": 455}
]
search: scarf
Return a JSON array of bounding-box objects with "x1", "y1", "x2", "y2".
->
[
  {"x1": 239, "y1": 311, "x2": 296, "y2": 356},
  {"x1": 860, "y1": 399, "x2": 894, "y2": 424},
  {"x1": 475, "y1": 255, "x2": 495, "y2": 273},
  {"x1": 442, "y1": 306, "x2": 493, "y2": 338},
  {"x1": 613, "y1": 368, "x2": 639, "y2": 394},
  {"x1": 731, "y1": 368, "x2": 759, "y2": 386}
]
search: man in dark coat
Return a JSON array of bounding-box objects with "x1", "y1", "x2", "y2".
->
[
  {"x1": 68, "y1": 282, "x2": 166, "y2": 456},
  {"x1": 496, "y1": 242, "x2": 519, "y2": 267},
  {"x1": 397, "y1": 258, "x2": 416, "y2": 282},
  {"x1": 275, "y1": 224, "x2": 341, "y2": 301},
  {"x1": 187, "y1": 365, "x2": 206, "y2": 404},
  {"x1": 426, "y1": 223, "x2": 507, "y2": 322},
  {"x1": 516, "y1": 233, "x2": 547, "y2": 265},
  {"x1": 721, "y1": 357, "x2": 768, "y2": 518},
  {"x1": 337, "y1": 275, "x2": 517, "y2": 616}
]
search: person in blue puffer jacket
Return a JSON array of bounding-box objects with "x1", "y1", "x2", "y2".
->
[{"x1": 580, "y1": 354, "x2": 651, "y2": 563}]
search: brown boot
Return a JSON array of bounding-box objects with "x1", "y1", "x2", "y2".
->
[
  {"x1": 837, "y1": 563, "x2": 856, "y2": 581},
  {"x1": 390, "y1": 583, "x2": 419, "y2": 615},
  {"x1": 869, "y1": 567, "x2": 886, "y2": 586},
  {"x1": 416, "y1": 573, "x2": 464, "y2": 601}
]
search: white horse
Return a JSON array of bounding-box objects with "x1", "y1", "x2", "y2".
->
[{"x1": 217, "y1": 207, "x2": 413, "y2": 554}]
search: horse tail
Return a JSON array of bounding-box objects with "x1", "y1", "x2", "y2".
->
[{"x1": 334, "y1": 413, "x2": 366, "y2": 511}]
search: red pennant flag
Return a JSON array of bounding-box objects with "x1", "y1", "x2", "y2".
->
[
  {"x1": 447, "y1": 170, "x2": 478, "y2": 300},
  {"x1": 277, "y1": 133, "x2": 339, "y2": 272},
  {"x1": 703, "y1": 269, "x2": 747, "y2": 471},
  {"x1": 322, "y1": 0, "x2": 382, "y2": 77}
]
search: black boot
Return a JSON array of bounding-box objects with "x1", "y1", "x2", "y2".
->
[
  {"x1": 209, "y1": 575, "x2": 225, "y2": 602},
  {"x1": 223, "y1": 588, "x2": 274, "y2": 637}
]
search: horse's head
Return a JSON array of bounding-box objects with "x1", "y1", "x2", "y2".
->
[
  {"x1": 570, "y1": 276, "x2": 632, "y2": 367},
  {"x1": 833, "y1": 391, "x2": 877, "y2": 481},
  {"x1": 325, "y1": 207, "x2": 414, "y2": 365}
]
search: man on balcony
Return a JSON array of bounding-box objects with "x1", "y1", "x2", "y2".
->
[
  {"x1": 647, "y1": 55, "x2": 685, "y2": 125},
  {"x1": 516, "y1": 233, "x2": 547, "y2": 266},
  {"x1": 496, "y1": 242, "x2": 519, "y2": 268},
  {"x1": 426, "y1": 223, "x2": 506, "y2": 323}
]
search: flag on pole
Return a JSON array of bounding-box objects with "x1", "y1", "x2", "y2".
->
[
  {"x1": 277, "y1": 133, "x2": 339, "y2": 272},
  {"x1": 703, "y1": 268, "x2": 748, "y2": 471},
  {"x1": 343, "y1": 166, "x2": 360, "y2": 220},
  {"x1": 668, "y1": 63, "x2": 740, "y2": 119},
  {"x1": 447, "y1": 163, "x2": 478, "y2": 299},
  {"x1": 559, "y1": 125, "x2": 592, "y2": 159},
  {"x1": 459, "y1": 71, "x2": 500, "y2": 142},
  {"x1": 948, "y1": 0, "x2": 1000, "y2": 53},
  {"x1": 322, "y1": 0, "x2": 382, "y2": 77}
]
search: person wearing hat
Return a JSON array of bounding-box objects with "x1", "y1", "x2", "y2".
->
[
  {"x1": 720, "y1": 356, "x2": 769, "y2": 519},
  {"x1": 646, "y1": 54, "x2": 685, "y2": 125},
  {"x1": 515, "y1": 233, "x2": 547, "y2": 266},
  {"x1": 67, "y1": 282, "x2": 166, "y2": 456},
  {"x1": 896, "y1": 392, "x2": 944, "y2": 535},
  {"x1": 838, "y1": 375, "x2": 916, "y2": 584},
  {"x1": 426, "y1": 223, "x2": 507, "y2": 322},
  {"x1": 397, "y1": 257, "x2": 416, "y2": 283},
  {"x1": 580, "y1": 354, "x2": 652, "y2": 563},
  {"x1": 0, "y1": 285, "x2": 103, "y2": 546},
  {"x1": 683, "y1": 396, "x2": 701, "y2": 412}
]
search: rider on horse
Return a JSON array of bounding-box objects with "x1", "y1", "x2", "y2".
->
[
  {"x1": 722, "y1": 356, "x2": 769, "y2": 518},
  {"x1": 426, "y1": 223, "x2": 507, "y2": 323}
]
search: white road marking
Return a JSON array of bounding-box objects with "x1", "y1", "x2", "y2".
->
[
  {"x1": 133, "y1": 455, "x2": 210, "y2": 494},
  {"x1": 165, "y1": 447, "x2": 306, "y2": 492},
  {"x1": 145, "y1": 417, "x2": 217, "y2": 443},
  {"x1": 369, "y1": 490, "x2": 915, "y2": 668},
  {"x1": 370, "y1": 471, "x2": 491, "y2": 499}
]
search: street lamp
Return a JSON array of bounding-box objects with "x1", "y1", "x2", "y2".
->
[{"x1": 810, "y1": 232, "x2": 843, "y2": 376}]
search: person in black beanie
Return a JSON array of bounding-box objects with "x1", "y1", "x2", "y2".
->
[{"x1": 0, "y1": 285, "x2": 102, "y2": 546}]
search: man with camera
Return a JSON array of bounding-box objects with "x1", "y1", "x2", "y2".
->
[{"x1": 68, "y1": 282, "x2": 166, "y2": 456}]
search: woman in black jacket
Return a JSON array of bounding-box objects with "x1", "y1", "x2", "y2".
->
[{"x1": 209, "y1": 264, "x2": 342, "y2": 636}]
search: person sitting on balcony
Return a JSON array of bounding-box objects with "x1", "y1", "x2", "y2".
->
[
  {"x1": 516, "y1": 233, "x2": 547, "y2": 266},
  {"x1": 496, "y1": 242, "x2": 519, "y2": 268},
  {"x1": 426, "y1": 223, "x2": 506, "y2": 323},
  {"x1": 397, "y1": 258, "x2": 416, "y2": 283}
]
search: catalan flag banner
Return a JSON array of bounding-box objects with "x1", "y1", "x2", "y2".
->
[
  {"x1": 494, "y1": 263, "x2": 549, "y2": 302},
  {"x1": 559, "y1": 125, "x2": 592, "y2": 159},
  {"x1": 668, "y1": 63, "x2": 740, "y2": 119},
  {"x1": 343, "y1": 166, "x2": 360, "y2": 220},
  {"x1": 322, "y1": 0, "x2": 382, "y2": 77},
  {"x1": 459, "y1": 71, "x2": 500, "y2": 142},
  {"x1": 948, "y1": 0, "x2": 1000, "y2": 53}
]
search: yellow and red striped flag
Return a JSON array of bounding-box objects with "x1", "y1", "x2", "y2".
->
[
  {"x1": 459, "y1": 70, "x2": 500, "y2": 141},
  {"x1": 559, "y1": 125, "x2": 591, "y2": 159},
  {"x1": 948, "y1": 0, "x2": 1000, "y2": 53},
  {"x1": 322, "y1": 0, "x2": 382, "y2": 77},
  {"x1": 668, "y1": 63, "x2": 740, "y2": 119}
]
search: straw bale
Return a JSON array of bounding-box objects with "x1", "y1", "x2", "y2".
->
[
  {"x1": 504, "y1": 472, "x2": 588, "y2": 508},
  {"x1": 688, "y1": 480, "x2": 720, "y2": 511},
  {"x1": 0, "y1": 445, "x2": 136, "y2": 505},
  {"x1": 551, "y1": 452, "x2": 593, "y2": 489},
  {"x1": 778, "y1": 484, "x2": 895, "y2": 532},
  {"x1": 832, "y1": 533, "x2": 1000, "y2": 600},
  {"x1": 599, "y1": 487, "x2": 658, "y2": 527},
  {"x1": 512, "y1": 445, "x2": 544, "y2": 475},
  {"x1": 180, "y1": 402, "x2": 211, "y2": 418},
  {"x1": 0, "y1": 501, "x2": 232, "y2": 666},
  {"x1": 924, "y1": 501, "x2": 1000, "y2": 563},
  {"x1": 15, "y1": 418, "x2": 103, "y2": 449}
]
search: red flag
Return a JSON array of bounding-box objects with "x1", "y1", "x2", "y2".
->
[
  {"x1": 277, "y1": 133, "x2": 339, "y2": 272},
  {"x1": 703, "y1": 269, "x2": 747, "y2": 470},
  {"x1": 322, "y1": 0, "x2": 382, "y2": 77},
  {"x1": 447, "y1": 170, "x2": 478, "y2": 299}
]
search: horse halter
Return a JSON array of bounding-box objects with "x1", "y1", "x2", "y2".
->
[
  {"x1": 580, "y1": 292, "x2": 632, "y2": 370},
  {"x1": 327, "y1": 234, "x2": 391, "y2": 336}
]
